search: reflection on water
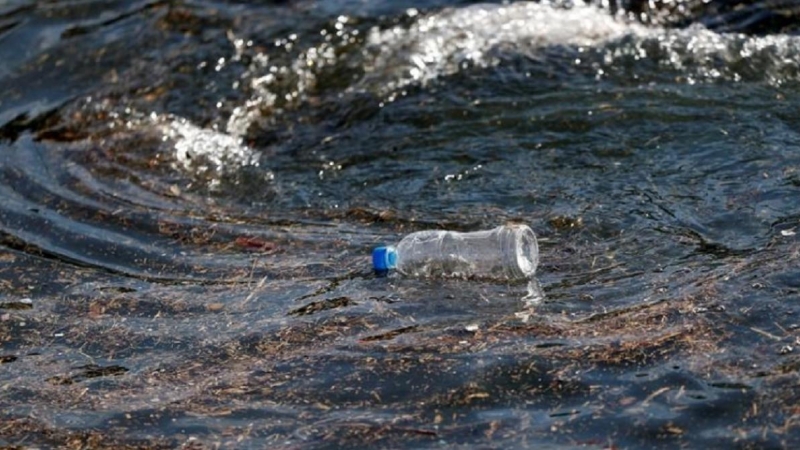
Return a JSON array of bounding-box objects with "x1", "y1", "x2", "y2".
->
[{"x1": 1, "y1": 0, "x2": 800, "y2": 448}]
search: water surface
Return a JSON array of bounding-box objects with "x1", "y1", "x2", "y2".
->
[{"x1": 1, "y1": 0, "x2": 800, "y2": 448}]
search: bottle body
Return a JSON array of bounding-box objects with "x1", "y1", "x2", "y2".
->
[{"x1": 384, "y1": 224, "x2": 538, "y2": 280}]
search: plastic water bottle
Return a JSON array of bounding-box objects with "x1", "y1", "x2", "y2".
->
[{"x1": 372, "y1": 224, "x2": 539, "y2": 280}]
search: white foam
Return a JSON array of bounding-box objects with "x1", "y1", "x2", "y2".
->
[
  {"x1": 220, "y1": 1, "x2": 800, "y2": 139},
  {"x1": 646, "y1": 25, "x2": 800, "y2": 85},
  {"x1": 356, "y1": 3, "x2": 800, "y2": 90},
  {"x1": 225, "y1": 23, "x2": 341, "y2": 138},
  {"x1": 159, "y1": 116, "x2": 261, "y2": 182},
  {"x1": 361, "y1": 2, "x2": 650, "y2": 92}
]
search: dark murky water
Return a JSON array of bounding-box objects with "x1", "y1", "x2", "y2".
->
[{"x1": 1, "y1": 0, "x2": 800, "y2": 448}]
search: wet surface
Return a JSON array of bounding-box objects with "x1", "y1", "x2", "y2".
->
[{"x1": 1, "y1": 0, "x2": 800, "y2": 448}]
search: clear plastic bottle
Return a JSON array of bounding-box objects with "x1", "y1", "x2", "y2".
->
[{"x1": 372, "y1": 224, "x2": 539, "y2": 280}]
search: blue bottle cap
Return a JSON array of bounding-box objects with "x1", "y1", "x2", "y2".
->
[{"x1": 372, "y1": 246, "x2": 398, "y2": 271}]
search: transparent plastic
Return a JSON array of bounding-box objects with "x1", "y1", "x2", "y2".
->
[{"x1": 390, "y1": 224, "x2": 538, "y2": 280}]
